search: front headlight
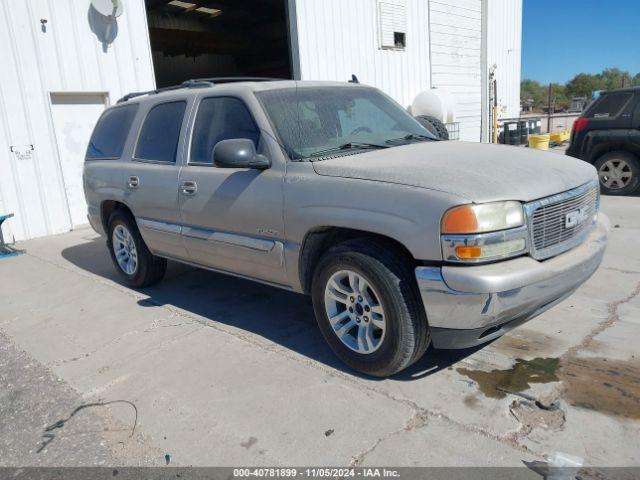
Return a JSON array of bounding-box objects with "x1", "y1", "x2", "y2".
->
[
  {"x1": 441, "y1": 201, "x2": 524, "y2": 234},
  {"x1": 441, "y1": 201, "x2": 528, "y2": 263}
]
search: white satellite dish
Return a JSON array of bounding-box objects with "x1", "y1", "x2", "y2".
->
[{"x1": 91, "y1": 0, "x2": 124, "y2": 18}]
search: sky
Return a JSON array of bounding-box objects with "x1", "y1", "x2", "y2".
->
[{"x1": 522, "y1": 0, "x2": 640, "y2": 84}]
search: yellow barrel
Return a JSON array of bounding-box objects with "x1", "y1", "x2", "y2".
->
[
  {"x1": 550, "y1": 132, "x2": 563, "y2": 143},
  {"x1": 561, "y1": 130, "x2": 571, "y2": 142},
  {"x1": 529, "y1": 134, "x2": 550, "y2": 151}
]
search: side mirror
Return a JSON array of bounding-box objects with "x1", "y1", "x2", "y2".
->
[{"x1": 212, "y1": 139, "x2": 271, "y2": 170}]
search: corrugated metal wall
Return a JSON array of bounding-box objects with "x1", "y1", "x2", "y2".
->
[
  {"x1": 293, "y1": 0, "x2": 522, "y2": 143},
  {"x1": 0, "y1": 0, "x2": 155, "y2": 242},
  {"x1": 292, "y1": 0, "x2": 432, "y2": 110},
  {"x1": 292, "y1": 0, "x2": 490, "y2": 142},
  {"x1": 428, "y1": 0, "x2": 482, "y2": 142},
  {"x1": 487, "y1": 0, "x2": 522, "y2": 119}
]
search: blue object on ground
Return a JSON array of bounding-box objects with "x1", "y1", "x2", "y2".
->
[{"x1": 0, "y1": 213, "x2": 23, "y2": 258}]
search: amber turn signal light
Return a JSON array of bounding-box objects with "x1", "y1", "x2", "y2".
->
[
  {"x1": 441, "y1": 205, "x2": 479, "y2": 234},
  {"x1": 454, "y1": 245, "x2": 482, "y2": 259}
]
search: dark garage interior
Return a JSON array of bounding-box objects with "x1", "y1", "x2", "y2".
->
[{"x1": 144, "y1": 0, "x2": 293, "y2": 87}]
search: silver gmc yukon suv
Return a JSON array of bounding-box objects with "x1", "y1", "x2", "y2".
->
[{"x1": 84, "y1": 78, "x2": 608, "y2": 377}]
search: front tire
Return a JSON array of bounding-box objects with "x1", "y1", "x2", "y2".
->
[
  {"x1": 107, "y1": 210, "x2": 166, "y2": 288},
  {"x1": 595, "y1": 151, "x2": 640, "y2": 196},
  {"x1": 311, "y1": 239, "x2": 430, "y2": 377}
]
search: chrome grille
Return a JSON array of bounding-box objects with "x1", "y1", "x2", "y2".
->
[{"x1": 526, "y1": 181, "x2": 599, "y2": 260}]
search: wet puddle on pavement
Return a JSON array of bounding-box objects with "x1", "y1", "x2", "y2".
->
[
  {"x1": 561, "y1": 357, "x2": 640, "y2": 419},
  {"x1": 457, "y1": 356, "x2": 640, "y2": 419},
  {"x1": 457, "y1": 357, "x2": 560, "y2": 399}
]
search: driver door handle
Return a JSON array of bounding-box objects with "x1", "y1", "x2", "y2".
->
[
  {"x1": 127, "y1": 176, "x2": 139, "y2": 189},
  {"x1": 180, "y1": 180, "x2": 197, "y2": 196}
]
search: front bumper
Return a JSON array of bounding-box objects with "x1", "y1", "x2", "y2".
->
[{"x1": 416, "y1": 214, "x2": 609, "y2": 349}]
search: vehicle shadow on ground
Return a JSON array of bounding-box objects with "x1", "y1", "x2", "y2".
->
[
  {"x1": 605, "y1": 191, "x2": 640, "y2": 197},
  {"x1": 61, "y1": 238, "x2": 482, "y2": 381}
]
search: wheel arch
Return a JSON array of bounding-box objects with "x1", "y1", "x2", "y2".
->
[
  {"x1": 586, "y1": 136, "x2": 640, "y2": 164},
  {"x1": 298, "y1": 226, "x2": 416, "y2": 294},
  {"x1": 100, "y1": 200, "x2": 135, "y2": 234}
]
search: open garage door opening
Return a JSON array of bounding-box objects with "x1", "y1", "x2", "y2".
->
[{"x1": 145, "y1": 0, "x2": 293, "y2": 88}]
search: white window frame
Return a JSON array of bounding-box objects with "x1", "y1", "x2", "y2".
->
[{"x1": 377, "y1": 0, "x2": 407, "y2": 50}]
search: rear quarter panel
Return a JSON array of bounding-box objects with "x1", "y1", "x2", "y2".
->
[{"x1": 83, "y1": 160, "x2": 129, "y2": 235}]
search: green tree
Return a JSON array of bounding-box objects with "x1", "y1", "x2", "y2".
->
[
  {"x1": 550, "y1": 83, "x2": 569, "y2": 110},
  {"x1": 520, "y1": 80, "x2": 570, "y2": 110},
  {"x1": 600, "y1": 68, "x2": 634, "y2": 89},
  {"x1": 522, "y1": 68, "x2": 640, "y2": 113},
  {"x1": 566, "y1": 73, "x2": 605, "y2": 99},
  {"x1": 520, "y1": 79, "x2": 547, "y2": 108}
]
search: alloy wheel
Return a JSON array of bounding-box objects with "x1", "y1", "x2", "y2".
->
[
  {"x1": 323, "y1": 270, "x2": 386, "y2": 354},
  {"x1": 112, "y1": 224, "x2": 138, "y2": 275}
]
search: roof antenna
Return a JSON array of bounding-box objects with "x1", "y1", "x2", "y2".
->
[{"x1": 349, "y1": 74, "x2": 359, "y2": 84}]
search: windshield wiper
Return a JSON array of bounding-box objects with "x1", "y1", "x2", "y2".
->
[
  {"x1": 308, "y1": 142, "x2": 389, "y2": 158},
  {"x1": 385, "y1": 133, "x2": 435, "y2": 145}
]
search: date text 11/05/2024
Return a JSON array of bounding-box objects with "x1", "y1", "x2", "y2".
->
[{"x1": 233, "y1": 468, "x2": 400, "y2": 478}]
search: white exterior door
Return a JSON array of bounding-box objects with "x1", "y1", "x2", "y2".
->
[
  {"x1": 429, "y1": 0, "x2": 482, "y2": 142},
  {"x1": 50, "y1": 93, "x2": 107, "y2": 228}
]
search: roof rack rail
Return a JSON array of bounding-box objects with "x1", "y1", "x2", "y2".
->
[
  {"x1": 117, "y1": 77, "x2": 284, "y2": 103},
  {"x1": 191, "y1": 77, "x2": 283, "y2": 84},
  {"x1": 117, "y1": 80, "x2": 210, "y2": 103}
]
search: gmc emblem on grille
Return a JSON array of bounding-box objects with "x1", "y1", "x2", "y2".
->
[{"x1": 565, "y1": 207, "x2": 589, "y2": 229}]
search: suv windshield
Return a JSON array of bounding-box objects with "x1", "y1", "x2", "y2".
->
[{"x1": 257, "y1": 86, "x2": 436, "y2": 160}]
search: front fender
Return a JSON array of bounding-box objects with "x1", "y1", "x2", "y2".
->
[{"x1": 282, "y1": 164, "x2": 465, "y2": 290}]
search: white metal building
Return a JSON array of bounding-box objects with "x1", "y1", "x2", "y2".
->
[{"x1": 0, "y1": 0, "x2": 522, "y2": 242}]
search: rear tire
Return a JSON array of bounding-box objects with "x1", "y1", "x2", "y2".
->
[
  {"x1": 311, "y1": 239, "x2": 430, "y2": 377},
  {"x1": 415, "y1": 115, "x2": 449, "y2": 140},
  {"x1": 595, "y1": 151, "x2": 640, "y2": 196},
  {"x1": 107, "y1": 210, "x2": 166, "y2": 288}
]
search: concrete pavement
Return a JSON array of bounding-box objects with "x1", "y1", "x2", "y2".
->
[{"x1": 0, "y1": 196, "x2": 639, "y2": 468}]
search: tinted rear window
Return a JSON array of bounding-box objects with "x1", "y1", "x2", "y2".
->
[
  {"x1": 87, "y1": 105, "x2": 138, "y2": 159},
  {"x1": 588, "y1": 92, "x2": 633, "y2": 118},
  {"x1": 135, "y1": 101, "x2": 187, "y2": 163}
]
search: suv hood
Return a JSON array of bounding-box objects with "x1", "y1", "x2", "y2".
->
[{"x1": 311, "y1": 141, "x2": 597, "y2": 203}]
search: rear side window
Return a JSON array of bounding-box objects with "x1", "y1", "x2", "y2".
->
[
  {"x1": 588, "y1": 92, "x2": 632, "y2": 118},
  {"x1": 135, "y1": 101, "x2": 186, "y2": 163},
  {"x1": 190, "y1": 97, "x2": 260, "y2": 165},
  {"x1": 87, "y1": 105, "x2": 138, "y2": 159}
]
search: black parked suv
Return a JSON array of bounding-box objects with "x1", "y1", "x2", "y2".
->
[{"x1": 567, "y1": 87, "x2": 640, "y2": 195}]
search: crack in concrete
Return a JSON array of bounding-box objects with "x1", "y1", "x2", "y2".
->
[
  {"x1": 51, "y1": 315, "x2": 199, "y2": 367},
  {"x1": 142, "y1": 312, "x2": 198, "y2": 332},
  {"x1": 349, "y1": 408, "x2": 430, "y2": 466},
  {"x1": 50, "y1": 330, "x2": 141, "y2": 366},
  {"x1": 81, "y1": 327, "x2": 203, "y2": 385},
  {"x1": 344, "y1": 379, "x2": 539, "y2": 466},
  {"x1": 143, "y1": 322, "x2": 193, "y2": 331},
  {"x1": 602, "y1": 266, "x2": 640, "y2": 275},
  {"x1": 565, "y1": 280, "x2": 640, "y2": 358}
]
